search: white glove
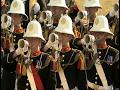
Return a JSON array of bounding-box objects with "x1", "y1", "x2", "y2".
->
[
  {"x1": 81, "y1": 34, "x2": 96, "y2": 52},
  {"x1": 43, "y1": 40, "x2": 52, "y2": 52},
  {"x1": 15, "y1": 48, "x2": 24, "y2": 56},
  {"x1": 43, "y1": 33, "x2": 61, "y2": 51}
]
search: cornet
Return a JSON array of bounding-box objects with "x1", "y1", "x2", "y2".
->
[
  {"x1": 43, "y1": 33, "x2": 62, "y2": 51},
  {"x1": 1, "y1": 14, "x2": 12, "y2": 30},
  {"x1": 38, "y1": 10, "x2": 53, "y2": 26},
  {"x1": 75, "y1": 10, "x2": 88, "y2": 27},
  {"x1": 18, "y1": 39, "x2": 30, "y2": 53},
  {"x1": 113, "y1": 3, "x2": 119, "y2": 12},
  {"x1": 75, "y1": 10, "x2": 88, "y2": 21},
  {"x1": 81, "y1": 34, "x2": 96, "y2": 52}
]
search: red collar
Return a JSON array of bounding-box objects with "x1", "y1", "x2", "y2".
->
[
  {"x1": 62, "y1": 46, "x2": 71, "y2": 52},
  {"x1": 97, "y1": 44, "x2": 108, "y2": 49},
  {"x1": 14, "y1": 27, "x2": 24, "y2": 33},
  {"x1": 32, "y1": 49, "x2": 42, "y2": 57}
]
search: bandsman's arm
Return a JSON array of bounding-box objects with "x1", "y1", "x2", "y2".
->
[{"x1": 75, "y1": 50, "x2": 87, "y2": 90}]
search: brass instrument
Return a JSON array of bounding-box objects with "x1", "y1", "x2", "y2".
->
[
  {"x1": 37, "y1": 10, "x2": 53, "y2": 41},
  {"x1": 81, "y1": 34, "x2": 98, "y2": 70},
  {"x1": 1, "y1": 14, "x2": 14, "y2": 50},
  {"x1": 18, "y1": 39, "x2": 30, "y2": 53},
  {"x1": 81, "y1": 34, "x2": 96, "y2": 52},
  {"x1": 17, "y1": 39, "x2": 31, "y2": 76},
  {"x1": 38, "y1": 10, "x2": 53, "y2": 26},
  {"x1": 43, "y1": 33, "x2": 62, "y2": 51},
  {"x1": 113, "y1": 3, "x2": 119, "y2": 12},
  {"x1": 74, "y1": 10, "x2": 89, "y2": 38},
  {"x1": 77, "y1": 10, "x2": 88, "y2": 20},
  {"x1": 75, "y1": 10, "x2": 88, "y2": 24}
]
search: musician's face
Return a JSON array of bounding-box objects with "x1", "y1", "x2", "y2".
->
[
  {"x1": 85, "y1": 7, "x2": 99, "y2": 15},
  {"x1": 25, "y1": 37, "x2": 41, "y2": 51},
  {"x1": 49, "y1": 6, "x2": 67, "y2": 23},
  {"x1": 90, "y1": 32, "x2": 107, "y2": 43},
  {"x1": 11, "y1": 14, "x2": 22, "y2": 25},
  {"x1": 56, "y1": 32, "x2": 73, "y2": 45},
  {"x1": 1, "y1": 0, "x2": 5, "y2": 7}
]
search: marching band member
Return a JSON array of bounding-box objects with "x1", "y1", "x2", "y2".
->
[
  {"x1": 7, "y1": 0, "x2": 28, "y2": 50},
  {"x1": 2, "y1": 19, "x2": 56, "y2": 90},
  {"x1": 39, "y1": 0, "x2": 70, "y2": 47},
  {"x1": 47, "y1": 0, "x2": 68, "y2": 25},
  {"x1": 106, "y1": 0, "x2": 119, "y2": 50},
  {"x1": 87, "y1": 15, "x2": 119, "y2": 90},
  {"x1": 70, "y1": 0, "x2": 103, "y2": 50},
  {"x1": 45, "y1": 14, "x2": 87, "y2": 90},
  {"x1": 1, "y1": 0, "x2": 10, "y2": 55},
  {"x1": 1, "y1": 0, "x2": 28, "y2": 90}
]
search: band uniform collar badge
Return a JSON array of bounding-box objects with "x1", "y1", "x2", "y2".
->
[{"x1": 107, "y1": 55, "x2": 113, "y2": 64}]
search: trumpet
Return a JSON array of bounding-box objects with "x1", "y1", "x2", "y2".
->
[
  {"x1": 18, "y1": 39, "x2": 30, "y2": 53},
  {"x1": 38, "y1": 10, "x2": 53, "y2": 26}
]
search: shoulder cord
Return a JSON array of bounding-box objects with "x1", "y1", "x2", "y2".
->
[
  {"x1": 100, "y1": 46, "x2": 119, "y2": 64},
  {"x1": 7, "y1": 53, "x2": 14, "y2": 63},
  {"x1": 97, "y1": 46, "x2": 113, "y2": 64},
  {"x1": 37, "y1": 53, "x2": 51, "y2": 70},
  {"x1": 61, "y1": 51, "x2": 82, "y2": 69}
]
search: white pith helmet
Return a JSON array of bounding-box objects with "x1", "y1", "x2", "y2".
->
[
  {"x1": 47, "y1": 0, "x2": 68, "y2": 9},
  {"x1": 23, "y1": 19, "x2": 46, "y2": 42},
  {"x1": 84, "y1": 0, "x2": 102, "y2": 8},
  {"x1": 7, "y1": 0, "x2": 28, "y2": 19},
  {"x1": 54, "y1": 14, "x2": 75, "y2": 37},
  {"x1": 89, "y1": 15, "x2": 114, "y2": 38}
]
